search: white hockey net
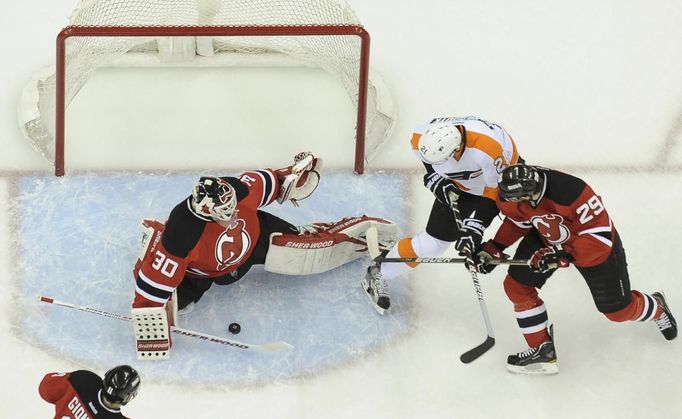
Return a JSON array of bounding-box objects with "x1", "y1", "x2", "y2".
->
[{"x1": 19, "y1": 0, "x2": 394, "y2": 175}]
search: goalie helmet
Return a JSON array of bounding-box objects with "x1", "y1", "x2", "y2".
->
[
  {"x1": 191, "y1": 177, "x2": 237, "y2": 221},
  {"x1": 102, "y1": 365, "x2": 140, "y2": 406},
  {"x1": 498, "y1": 164, "x2": 544, "y2": 202},
  {"x1": 418, "y1": 122, "x2": 462, "y2": 164}
]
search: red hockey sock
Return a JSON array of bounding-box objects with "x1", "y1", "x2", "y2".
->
[
  {"x1": 504, "y1": 275, "x2": 550, "y2": 348},
  {"x1": 604, "y1": 290, "x2": 660, "y2": 322}
]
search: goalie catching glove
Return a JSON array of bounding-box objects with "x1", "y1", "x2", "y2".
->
[{"x1": 275, "y1": 152, "x2": 322, "y2": 206}]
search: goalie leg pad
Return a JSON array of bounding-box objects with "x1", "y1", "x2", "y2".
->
[
  {"x1": 265, "y1": 216, "x2": 397, "y2": 275},
  {"x1": 132, "y1": 306, "x2": 172, "y2": 360}
]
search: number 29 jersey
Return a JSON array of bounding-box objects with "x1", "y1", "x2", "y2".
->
[{"x1": 493, "y1": 168, "x2": 615, "y2": 268}]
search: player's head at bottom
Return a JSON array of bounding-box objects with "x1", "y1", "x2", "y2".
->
[{"x1": 102, "y1": 365, "x2": 141, "y2": 408}]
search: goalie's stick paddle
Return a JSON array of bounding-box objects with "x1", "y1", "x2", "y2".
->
[{"x1": 38, "y1": 296, "x2": 293, "y2": 353}]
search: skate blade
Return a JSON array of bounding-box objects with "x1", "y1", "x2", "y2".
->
[
  {"x1": 360, "y1": 280, "x2": 386, "y2": 316},
  {"x1": 507, "y1": 361, "x2": 558, "y2": 375}
]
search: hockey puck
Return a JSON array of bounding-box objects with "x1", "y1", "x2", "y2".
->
[{"x1": 228, "y1": 323, "x2": 241, "y2": 334}]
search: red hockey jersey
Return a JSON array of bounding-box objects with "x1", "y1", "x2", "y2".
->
[
  {"x1": 493, "y1": 169, "x2": 615, "y2": 267},
  {"x1": 133, "y1": 169, "x2": 280, "y2": 308},
  {"x1": 39, "y1": 371, "x2": 129, "y2": 419}
]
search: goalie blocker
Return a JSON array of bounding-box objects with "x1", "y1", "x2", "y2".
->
[
  {"x1": 132, "y1": 292, "x2": 178, "y2": 360},
  {"x1": 265, "y1": 216, "x2": 397, "y2": 275}
]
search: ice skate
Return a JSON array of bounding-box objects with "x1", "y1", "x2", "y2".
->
[
  {"x1": 507, "y1": 326, "x2": 558, "y2": 375},
  {"x1": 652, "y1": 292, "x2": 677, "y2": 341},
  {"x1": 361, "y1": 265, "x2": 390, "y2": 315}
]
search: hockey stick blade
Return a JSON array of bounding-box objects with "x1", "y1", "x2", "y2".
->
[
  {"x1": 460, "y1": 336, "x2": 495, "y2": 364},
  {"x1": 38, "y1": 296, "x2": 293, "y2": 353}
]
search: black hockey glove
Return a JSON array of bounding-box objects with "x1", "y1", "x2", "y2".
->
[
  {"x1": 530, "y1": 247, "x2": 573, "y2": 273},
  {"x1": 474, "y1": 240, "x2": 509, "y2": 274},
  {"x1": 454, "y1": 231, "x2": 484, "y2": 271},
  {"x1": 423, "y1": 172, "x2": 460, "y2": 206}
]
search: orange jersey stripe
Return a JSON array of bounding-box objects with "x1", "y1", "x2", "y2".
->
[
  {"x1": 397, "y1": 237, "x2": 419, "y2": 268},
  {"x1": 482, "y1": 186, "x2": 498, "y2": 200},
  {"x1": 466, "y1": 132, "x2": 506, "y2": 163},
  {"x1": 510, "y1": 135, "x2": 519, "y2": 165},
  {"x1": 410, "y1": 133, "x2": 422, "y2": 151}
]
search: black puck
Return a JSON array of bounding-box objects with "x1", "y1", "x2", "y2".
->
[{"x1": 228, "y1": 323, "x2": 241, "y2": 334}]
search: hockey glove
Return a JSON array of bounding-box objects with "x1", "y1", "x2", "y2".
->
[
  {"x1": 530, "y1": 247, "x2": 572, "y2": 273},
  {"x1": 454, "y1": 231, "x2": 484, "y2": 271},
  {"x1": 423, "y1": 172, "x2": 460, "y2": 206},
  {"x1": 275, "y1": 152, "x2": 322, "y2": 206},
  {"x1": 474, "y1": 240, "x2": 509, "y2": 274}
]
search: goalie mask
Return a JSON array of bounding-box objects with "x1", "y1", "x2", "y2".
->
[
  {"x1": 103, "y1": 365, "x2": 140, "y2": 406},
  {"x1": 498, "y1": 164, "x2": 544, "y2": 202},
  {"x1": 418, "y1": 122, "x2": 463, "y2": 164},
  {"x1": 191, "y1": 177, "x2": 237, "y2": 222}
]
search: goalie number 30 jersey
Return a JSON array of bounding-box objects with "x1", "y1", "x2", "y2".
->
[{"x1": 133, "y1": 169, "x2": 280, "y2": 308}]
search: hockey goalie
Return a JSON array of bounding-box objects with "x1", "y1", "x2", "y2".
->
[{"x1": 131, "y1": 152, "x2": 396, "y2": 359}]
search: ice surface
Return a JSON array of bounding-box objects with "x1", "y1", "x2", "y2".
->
[
  {"x1": 14, "y1": 171, "x2": 413, "y2": 386},
  {"x1": 2, "y1": 0, "x2": 682, "y2": 417}
]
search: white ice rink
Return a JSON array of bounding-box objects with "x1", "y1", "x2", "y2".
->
[{"x1": 2, "y1": 0, "x2": 682, "y2": 418}]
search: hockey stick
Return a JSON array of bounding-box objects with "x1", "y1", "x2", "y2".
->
[
  {"x1": 459, "y1": 266, "x2": 495, "y2": 363},
  {"x1": 38, "y1": 296, "x2": 293, "y2": 353},
  {"x1": 366, "y1": 198, "x2": 497, "y2": 362},
  {"x1": 365, "y1": 226, "x2": 527, "y2": 266},
  {"x1": 373, "y1": 256, "x2": 528, "y2": 266},
  {"x1": 448, "y1": 197, "x2": 495, "y2": 363}
]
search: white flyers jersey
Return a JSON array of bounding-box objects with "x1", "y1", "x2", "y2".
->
[{"x1": 411, "y1": 116, "x2": 520, "y2": 199}]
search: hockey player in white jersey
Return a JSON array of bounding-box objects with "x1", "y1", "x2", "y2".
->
[{"x1": 363, "y1": 116, "x2": 522, "y2": 314}]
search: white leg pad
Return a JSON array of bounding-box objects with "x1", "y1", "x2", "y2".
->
[
  {"x1": 265, "y1": 216, "x2": 397, "y2": 275},
  {"x1": 132, "y1": 306, "x2": 172, "y2": 360}
]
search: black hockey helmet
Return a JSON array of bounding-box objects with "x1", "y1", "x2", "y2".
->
[
  {"x1": 191, "y1": 176, "x2": 237, "y2": 222},
  {"x1": 102, "y1": 365, "x2": 140, "y2": 406},
  {"x1": 498, "y1": 164, "x2": 544, "y2": 202}
]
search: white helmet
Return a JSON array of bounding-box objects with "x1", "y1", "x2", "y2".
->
[
  {"x1": 191, "y1": 177, "x2": 237, "y2": 222},
  {"x1": 418, "y1": 123, "x2": 462, "y2": 164}
]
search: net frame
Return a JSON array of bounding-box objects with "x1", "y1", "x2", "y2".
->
[{"x1": 54, "y1": 24, "x2": 371, "y2": 176}]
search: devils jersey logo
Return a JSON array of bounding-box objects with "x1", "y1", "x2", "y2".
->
[
  {"x1": 531, "y1": 214, "x2": 570, "y2": 245},
  {"x1": 215, "y1": 219, "x2": 252, "y2": 269}
]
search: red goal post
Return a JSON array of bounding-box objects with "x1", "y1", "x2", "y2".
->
[{"x1": 19, "y1": 0, "x2": 395, "y2": 176}]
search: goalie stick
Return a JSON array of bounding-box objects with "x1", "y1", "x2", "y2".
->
[{"x1": 38, "y1": 296, "x2": 293, "y2": 353}]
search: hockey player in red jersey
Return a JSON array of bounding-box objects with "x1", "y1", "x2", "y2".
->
[
  {"x1": 471, "y1": 164, "x2": 677, "y2": 374},
  {"x1": 39, "y1": 365, "x2": 140, "y2": 418},
  {"x1": 131, "y1": 152, "x2": 396, "y2": 359}
]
